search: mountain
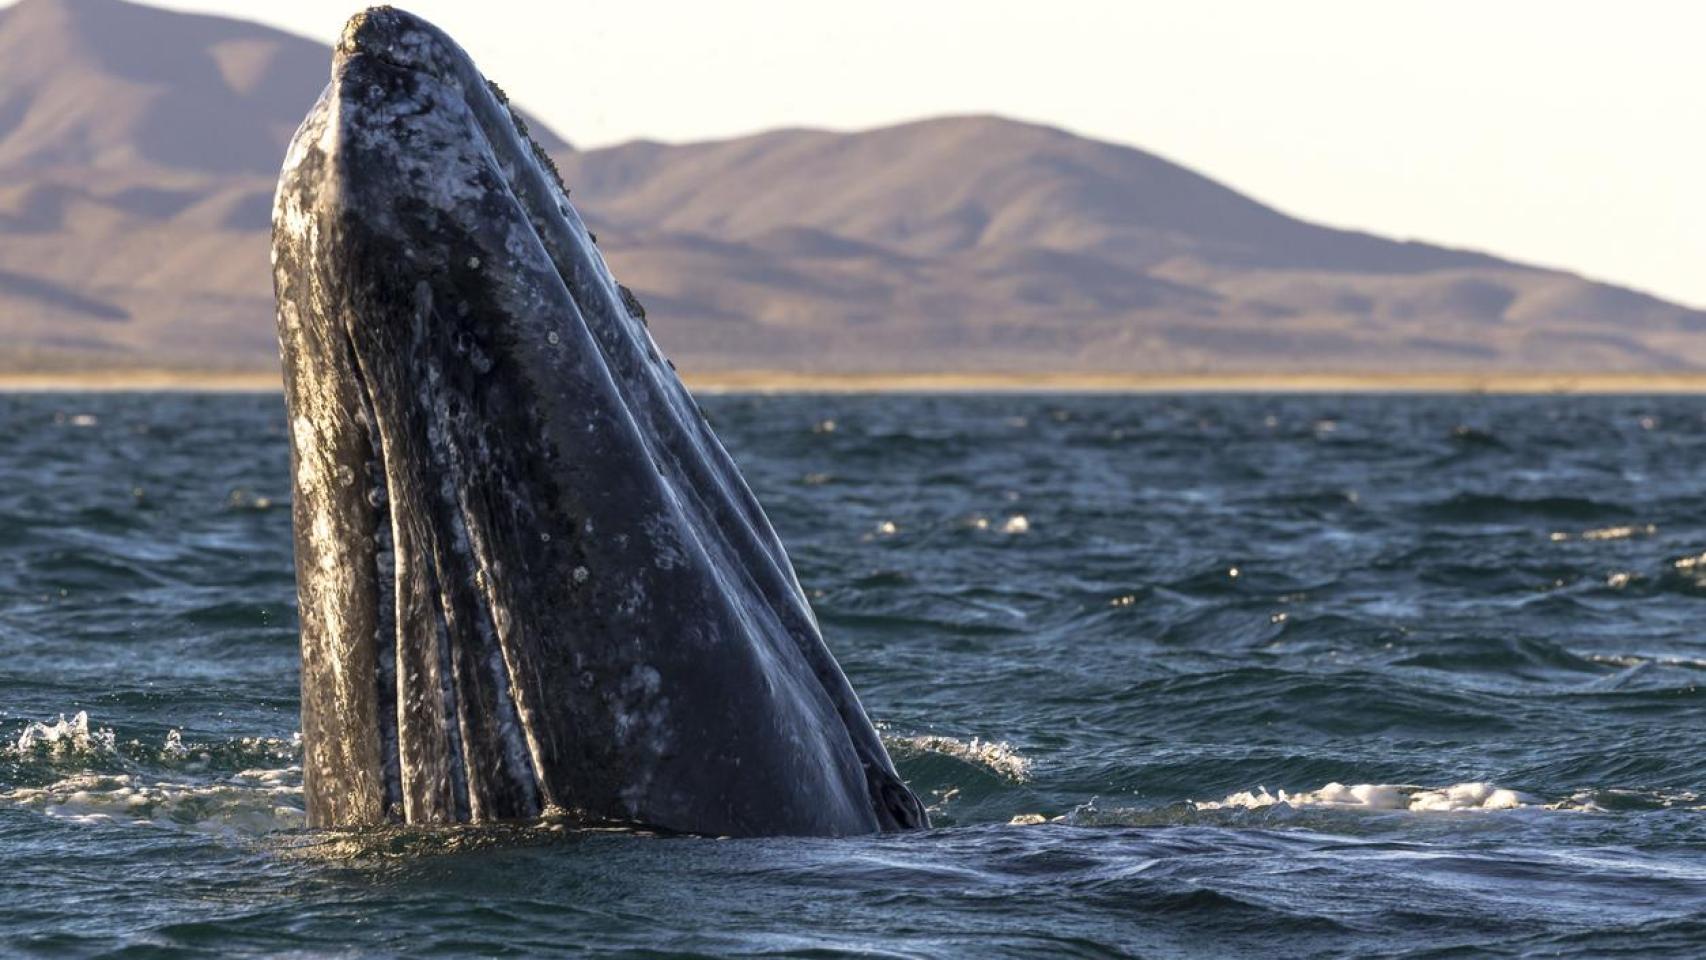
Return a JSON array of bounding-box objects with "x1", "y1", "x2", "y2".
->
[
  {"x1": 560, "y1": 119, "x2": 1706, "y2": 373},
  {"x1": 1, "y1": 0, "x2": 1701, "y2": 376},
  {"x1": 0, "y1": 0, "x2": 563, "y2": 371}
]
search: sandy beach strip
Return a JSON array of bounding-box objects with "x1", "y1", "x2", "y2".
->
[{"x1": 8, "y1": 369, "x2": 1706, "y2": 394}]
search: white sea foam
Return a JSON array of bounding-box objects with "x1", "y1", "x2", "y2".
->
[
  {"x1": 1008, "y1": 781, "x2": 1562, "y2": 828},
  {"x1": 0, "y1": 769, "x2": 305, "y2": 835},
  {"x1": 1557, "y1": 788, "x2": 1704, "y2": 812},
  {"x1": 884, "y1": 734, "x2": 1032, "y2": 782},
  {"x1": 4, "y1": 713, "x2": 305, "y2": 836},
  {"x1": 1194, "y1": 781, "x2": 1536, "y2": 812}
]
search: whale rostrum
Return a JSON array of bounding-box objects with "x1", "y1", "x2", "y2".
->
[{"x1": 271, "y1": 6, "x2": 928, "y2": 836}]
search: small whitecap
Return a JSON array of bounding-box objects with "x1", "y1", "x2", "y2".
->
[
  {"x1": 874, "y1": 520, "x2": 898, "y2": 536},
  {"x1": 1000, "y1": 515, "x2": 1030, "y2": 535},
  {"x1": 1582, "y1": 524, "x2": 1656, "y2": 542},
  {"x1": 1193, "y1": 780, "x2": 1538, "y2": 813},
  {"x1": 884, "y1": 734, "x2": 1032, "y2": 782}
]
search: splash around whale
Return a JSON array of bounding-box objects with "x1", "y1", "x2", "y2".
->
[{"x1": 270, "y1": 6, "x2": 928, "y2": 837}]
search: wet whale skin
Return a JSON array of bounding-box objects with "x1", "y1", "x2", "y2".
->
[{"x1": 271, "y1": 7, "x2": 928, "y2": 836}]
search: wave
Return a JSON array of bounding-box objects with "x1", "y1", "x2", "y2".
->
[
  {"x1": 11, "y1": 712, "x2": 1700, "y2": 845},
  {"x1": 1007, "y1": 783, "x2": 1706, "y2": 828},
  {"x1": 1000, "y1": 782, "x2": 1546, "y2": 828},
  {"x1": 4, "y1": 712, "x2": 303, "y2": 835},
  {"x1": 12, "y1": 711, "x2": 116, "y2": 755},
  {"x1": 883, "y1": 733, "x2": 1032, "y2": 782},
  {"x1": 2, "y1": 715, "x2": 1039, "y2": 835},
  {"x1": 1420, "y1": 493, "x2": 1628, "y2": 523},
  {"x1": 1194, "y1": 781, "x2": 1535, "y2": 812},
  {"x1": 1549, "y1": 523, "x2": 1658, "y2": 543},
  {"x1": 1, "y1": 768, "x2": 304, "y2": 836}
]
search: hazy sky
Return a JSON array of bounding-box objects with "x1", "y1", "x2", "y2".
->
[{"x1": 146, "y1": 0, "x2": 1704, "y2": 307}]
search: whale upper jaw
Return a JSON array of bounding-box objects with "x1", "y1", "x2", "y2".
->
[
  {"x1": 272, "y1": 7, "x2": 928, "y2": 837},
  {"x1": 336, "y1": 6, "x2": 467, "y2": 82}
]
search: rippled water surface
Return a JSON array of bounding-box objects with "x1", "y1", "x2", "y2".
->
[{"x1": 3, "y1": 392, "x2": 1705, "y2": 957}]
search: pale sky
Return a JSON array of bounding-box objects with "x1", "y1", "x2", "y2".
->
[{"x1": 146, "y1": 1, "x2": 1706, "y2": 307}]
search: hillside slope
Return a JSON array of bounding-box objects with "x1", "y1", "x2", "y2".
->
[
  {"x1": 557, "y1": 117, "x2": 1704, "y2": 373},
  {"x1": 0, "y1": 0, "x2": 1699, "y2": 375}
]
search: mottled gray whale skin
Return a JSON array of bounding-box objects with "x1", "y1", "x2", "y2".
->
[{"x1": 271, "y1": 7, "x2": 927, "y2": 837}]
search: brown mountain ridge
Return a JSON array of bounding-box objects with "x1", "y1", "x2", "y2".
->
[{"x1": 1, "y1": 0, "x2": 1701, "y2": 376}]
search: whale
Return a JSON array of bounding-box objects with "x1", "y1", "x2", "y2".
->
[{"x1": 270, "y1": 7, "x2": 928, "y2": 837}]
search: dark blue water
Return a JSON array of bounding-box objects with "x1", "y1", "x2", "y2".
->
[{"x1": 2, "y1": 392, "x2": 1704, "y2": 958}]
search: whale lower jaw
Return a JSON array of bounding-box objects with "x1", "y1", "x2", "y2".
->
[{"x1": 272, "y1": 7, "x2": 928, "y2": 837}]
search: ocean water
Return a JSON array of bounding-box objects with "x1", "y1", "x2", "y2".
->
[{"x1": 2, "y1": 391, "x2": 1704, "y2": 958}]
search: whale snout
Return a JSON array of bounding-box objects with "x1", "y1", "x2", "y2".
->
[{"x1": 336, "y1": 5, "x2": 465, "y2": 82}]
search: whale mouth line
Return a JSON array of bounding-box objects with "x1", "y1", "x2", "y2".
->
[
  {"x1": 312, "y1": 31, "x2": 605, "y2": 825},
  {"x1": 340, "y1": 333, "x2": 407, "y2": 821},
  {"x1": 341, "y1": 301, "x2": 549, "y2": 826},
  {"x1": 332, "y1": 33, "x2": 571, "y2": 827}
]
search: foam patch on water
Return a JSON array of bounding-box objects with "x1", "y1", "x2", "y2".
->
[
  {"x1": 1194, "y1": 781, "x2": 1536, "y2": 812},
  {"x1": 1559, "y1": 787, "x2": 1704, "y2": 812},
  {"x1": 0, "y1": 769, "x2": 305, "y2": 836},
  {"x1": 885, "y1": 734, "x2": 1033, "y2": 782},
  {"x1": 3, "y1": 712, "x2": 305, "y2": 836},
  {"x1": 1011, "y1": 782, "x2": 1569, "y2": 828}
]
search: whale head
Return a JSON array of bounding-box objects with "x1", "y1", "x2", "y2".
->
[{"x1": 272, "y1": 6, "x2": 927, "y2": 836}]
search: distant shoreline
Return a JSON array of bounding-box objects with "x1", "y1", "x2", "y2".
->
[{"x1": 9, "y1": 369, "x2": 1706, "y2": 395}]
